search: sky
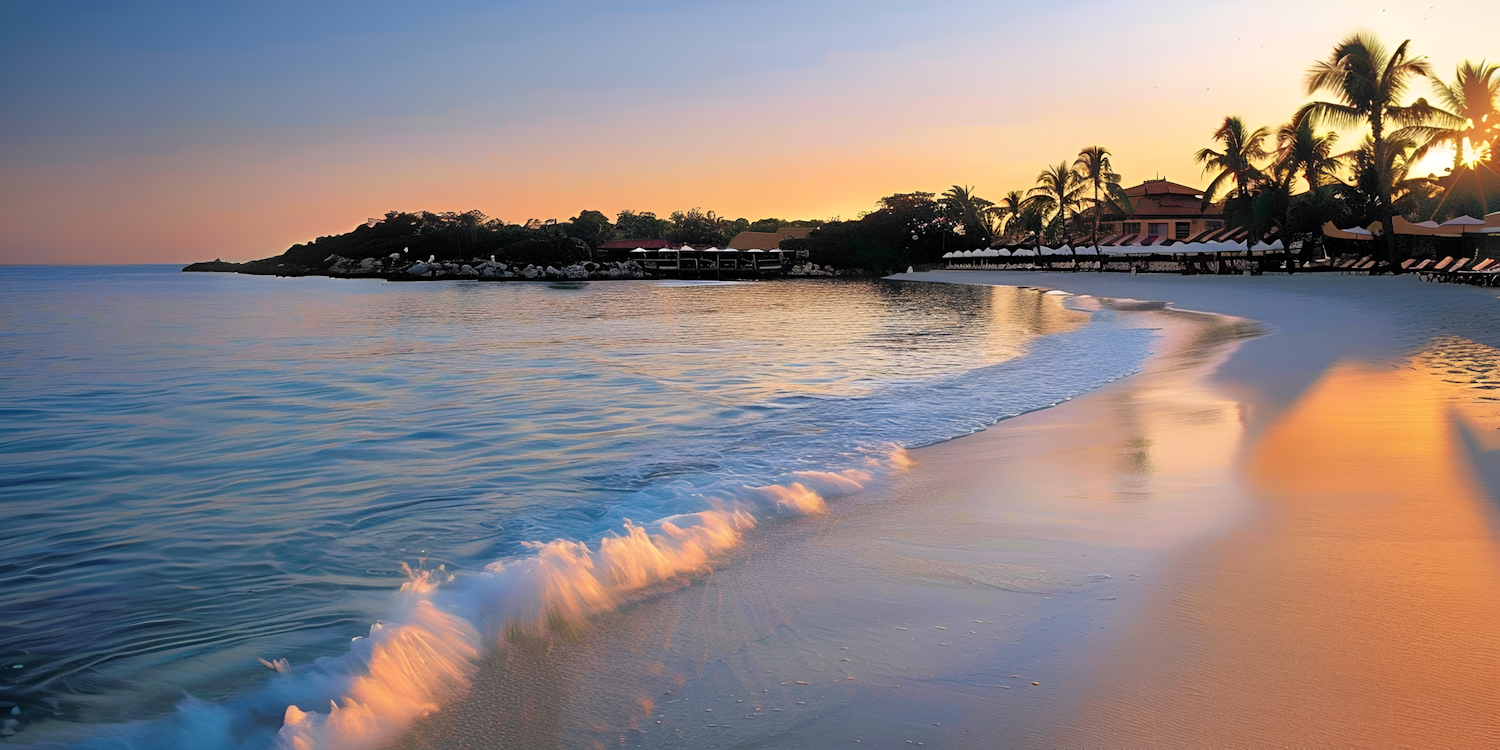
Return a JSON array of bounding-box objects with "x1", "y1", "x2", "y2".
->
[{"x1": 1, "y1": 0, "x2": 1494, "y2": 264}]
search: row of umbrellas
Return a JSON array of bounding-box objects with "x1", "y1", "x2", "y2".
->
[
  {"x1": 630, "y1": 247, "x2": 777, "y2": 253},
  {"x1": 943, "y1": 239, "x2": 1287, "y2": 259},
  {"x1": 1331, "y1": 213, "x2": 1500, "y2": 239}
]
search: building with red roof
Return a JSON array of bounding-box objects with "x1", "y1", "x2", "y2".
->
[{"x1": 1086, "y1": 179, "x2": 1226, "y2": 243}]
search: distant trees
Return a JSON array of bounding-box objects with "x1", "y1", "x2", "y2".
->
[
  {"x1": 566, "y1": 210, "x2": 615, "y2": 248},
  {"x1": 615, "y1": 210, "x2": 671, "y2": 240}
]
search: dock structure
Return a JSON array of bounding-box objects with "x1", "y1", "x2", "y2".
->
[{"x1": 630, "y1": 246, "x2": 790, "y2": 279}]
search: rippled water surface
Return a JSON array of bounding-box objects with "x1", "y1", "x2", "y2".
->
[{"x1": 0, "y1": 266, "x2": 1154, "y2": 746}]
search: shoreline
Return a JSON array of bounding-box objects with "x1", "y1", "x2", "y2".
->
[
  {"x1": 387, "y1": 272, "x2": 1500, "y2": 746},
  {"x1": 890, "y1": 270, "x2": 1500, "y2": 745},
  {"x1": 384, "y1": 286, "x2": 1265, "y2": 747}
]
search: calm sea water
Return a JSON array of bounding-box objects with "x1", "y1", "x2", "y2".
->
[{"x1": 0, "y1": 266, "x2": 1154, "y2": 747}]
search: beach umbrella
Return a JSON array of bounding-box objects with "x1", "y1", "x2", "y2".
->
[
  {"x1": 1340, "y1": 226, "x2": 1374, "y2": 236},
  {"x1": 942, "y1": 251, "x2": 956, "y2": 259},
  {"x1": 1440, "y1": 216, "x2": 1486, "y2": 233}
]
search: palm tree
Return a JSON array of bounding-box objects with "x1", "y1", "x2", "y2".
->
[
  {"x1": 1298, "y1": 32, "x2": 1451, "y2": 268},
  {"x1": 1025, "y1": 161, "x2": 1090, "y2": 255},
  {"x1": 994, "y1": 190, "x2": 1028, "y2": 240},
  {"x1": 940, "y1": 185, "x2": 999, "y2": 246},
  {"x1": 1074, "y1": 146, "x2": 1119, "y2": 257},
  {"x1": 1346, "y1": 134, "x2": 1441, "y2": 219},
  {"x1": 1396, "y1": 60, "x2": 1500, "y2": 175},
  {"x1": 1275, "y1": 119, "x2": 1344, "y2": 192},
  {"x1": 1262, "y1": 120, "x2": 1343, "y2": 273},
  {"x1": 1195, "y1": 116, "x2": 1271, "y2": 206}
]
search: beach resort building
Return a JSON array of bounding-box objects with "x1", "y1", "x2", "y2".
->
[{"x1": 1089, "y1": 179, "x2": 1225, "y2": 241}]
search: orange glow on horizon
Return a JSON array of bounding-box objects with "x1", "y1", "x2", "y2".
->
[{"x1": 3, "y1": 3, "x2": 1495, "y2": 264}]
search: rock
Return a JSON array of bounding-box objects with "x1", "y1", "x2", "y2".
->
[
  {"x1": 407, "y1": 263, "x2": 430, "y2": 276},
  {"x1": 459, "y1": 264, "x2": 478, "y2": 277}
]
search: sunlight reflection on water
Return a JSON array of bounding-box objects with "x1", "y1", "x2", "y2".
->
[{"x1": 0, "y1": 268, "x2": 1148, "y2": 742}]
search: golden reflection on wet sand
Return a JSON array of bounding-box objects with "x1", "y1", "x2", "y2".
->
[{"x1": 1065, "y1": 350, "x2": 1500, "y2": 746}]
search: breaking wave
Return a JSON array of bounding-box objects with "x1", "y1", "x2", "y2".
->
[{"x1": 270, "y1": 465, "x2": 883, "y2": 749}]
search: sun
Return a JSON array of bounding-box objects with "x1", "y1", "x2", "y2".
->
[{"x1": 1460, "y1": 137, "x2": 1492, "y2": 170}]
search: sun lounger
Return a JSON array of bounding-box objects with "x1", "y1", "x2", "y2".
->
[
  {"x1": 1356, "y1": 259, "x2": 1376, "y2": 270},
  {"x1": 1413, "y1": 259, "x2": 1433, "y2": 270},
  {"x1": 1450, "y1": 258, "x2": 1471, "y2": 272},
  {"x1": 1435, "y1": 256, "x2": 1455, "y2": 270},
  {"x1": 1472, "y1": 259, "x2": 1494, "y2": 272}
]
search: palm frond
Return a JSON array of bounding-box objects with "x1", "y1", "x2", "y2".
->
[{"x1": 1297, "y1": 101, "x2": 1366, "y2": 130}]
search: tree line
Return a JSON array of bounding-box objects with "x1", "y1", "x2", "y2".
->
[
  {"x1": 269, "y1": 30, "x2": 1495, "y2": 275},
  {"x1": 275, "y1": 208, "x2": 822, "y2": 268}
]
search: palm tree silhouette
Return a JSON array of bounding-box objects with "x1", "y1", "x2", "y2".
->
[
  {"x1": 940, "y1": 185, "x2": 999, "y2": 246},
  {"x1": 1298, "y1": 32, "x2": 1451, "y2": 268},
  {"x1": 1275, "y1": 119, "x2": 1344, "y2": 192},
  {"x1": 994, "y1": 190, "x2": 1027, "y2": 241},
  {"x1": 1025, "y1": 161, "x2": 1089, "y2": 259},
  {"x1": 1074, "y1": 146, "x2": 1119, "y2": 261},
  {"x1": 1195, "y1": 116, "x2": 1271, "y2": 206},
  {"x1": 1398, "y1": 60, "x2": 1499, "y2": 176}
]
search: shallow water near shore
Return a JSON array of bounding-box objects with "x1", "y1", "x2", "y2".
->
[
  {"x1": 0, "y1": 267, "x2": 1153, "y2": 747},
  {"x1": 11, "y1": 268, "x2": 1500, "y2": 747}
]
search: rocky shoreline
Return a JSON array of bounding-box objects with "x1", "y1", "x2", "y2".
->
[{"x1": 183, "y1": 254, "x2": 858, "y2": 280}]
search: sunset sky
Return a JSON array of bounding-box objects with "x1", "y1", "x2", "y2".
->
[{"x1": 2, "y1": 0, "x2": 1493, "y2": 264}]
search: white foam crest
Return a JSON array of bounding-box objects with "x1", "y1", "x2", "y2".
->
[
  {"x1": 273, "y1": 572, "x2": 480, "y2": 750},
  {"x1": 270, "y1": 460, "x2": 889, "y2": 748},
  {"x1": 741, "y1": 468, "x2": 872, "y2": 515},
  {"x1": 471, "y1": 508, "x2": 756, "y2": 635}
]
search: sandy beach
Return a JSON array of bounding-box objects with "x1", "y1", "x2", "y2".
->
[{"x1": 383, "y1": 271, "x2": 1500, "y2": 748}]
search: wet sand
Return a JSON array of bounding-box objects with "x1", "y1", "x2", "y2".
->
[{"x1": 393, "y1": 273, "x2": 1500, "y2": 748}]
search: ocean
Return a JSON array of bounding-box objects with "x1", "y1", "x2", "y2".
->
[{"x1": 0, "y1": 266, "x2": 1155, "y2": 748}]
